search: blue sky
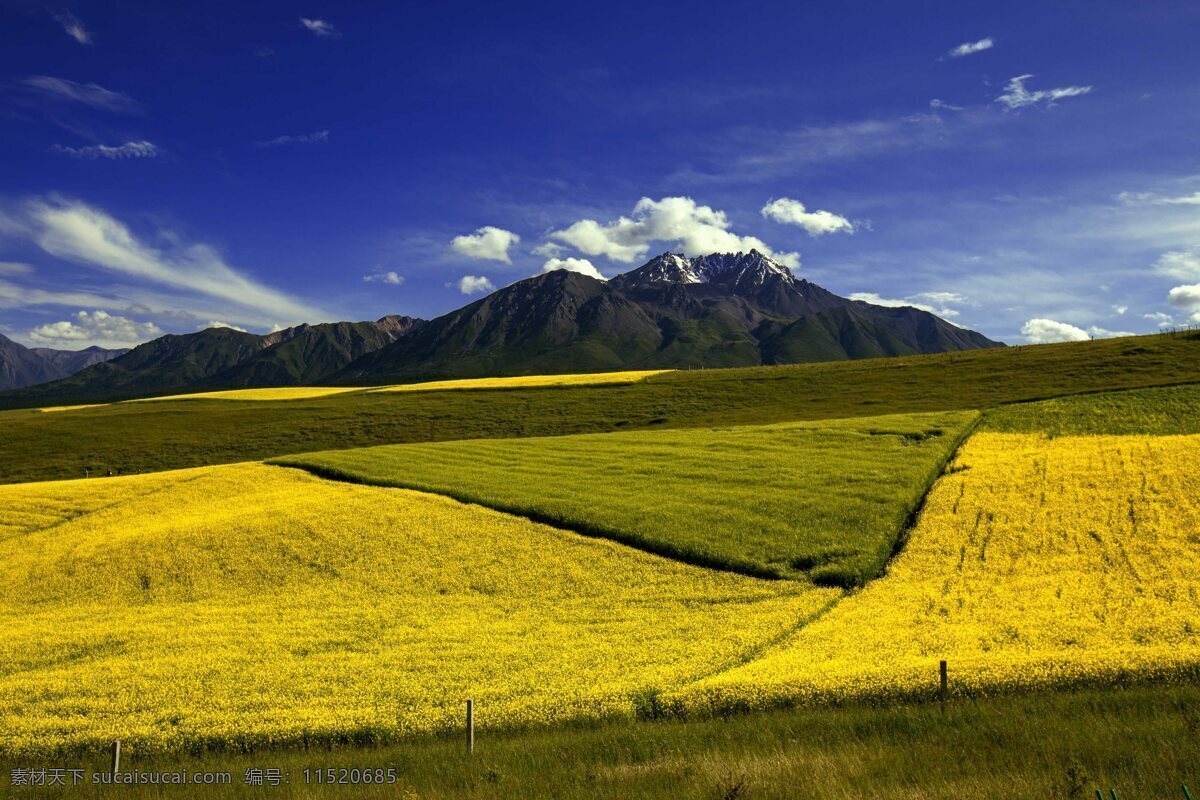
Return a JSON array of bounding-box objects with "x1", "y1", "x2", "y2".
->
[{"x1": 1, "y1": 0, "x2": 1199, "y2": 349}]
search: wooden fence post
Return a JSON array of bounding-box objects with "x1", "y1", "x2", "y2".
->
[
  {"x1": 466, "y1": 699, "x2": 474, "y2": 754},
  {"x1": 939, "y1": 660, "x2": 948, "y2": 713},
  {"x1": 111, "y1": 740, "x2": 121, "y2": 775}
]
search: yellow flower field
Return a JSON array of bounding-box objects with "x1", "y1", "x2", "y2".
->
[
  {"x1": 126, "y1": 386, "x2": 369, "y2": 402},
  {"x1": 676, "y1": 432, "x2": 1200, "y2": 712},
  {"x1": 35, "y1": 387, "x2": 369, "y2": 412},
  {"x1": 34, "y1": 404, "x2": 108, "y2": 414},
  {"x1": 0, "y1": 464, "x2": 834, "y2": 756},
  {"x1": 371, "y1": 369, "x2": 673, "y2": 393}
]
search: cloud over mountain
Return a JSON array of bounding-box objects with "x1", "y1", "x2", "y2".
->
[{"x1": 546, "y1": 196, "x2": 800, "y2": 268}]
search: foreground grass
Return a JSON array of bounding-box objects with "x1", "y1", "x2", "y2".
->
[
  {"x1": 273, "y1": 411, "x2": 976, "y2": 586},
  {"x1": 2, "y1": 333, "x2": 1198, "y2": 485},
  {"x1": 0, "y1": 464, "x2": 828, "y2": 755},
  {"x1": 3, "y1": 685, "x2": 1198, "y2": 798}
]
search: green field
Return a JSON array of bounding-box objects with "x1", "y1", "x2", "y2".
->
[
  {"x1": 2, "y1": 333, "x2": 1198, "y2": 485},
  {"x1": 984, "y1": 382, "x2": 1200, "y2": 436},
  {"x1": 273, "y1": 411, "x2": 977, "y2": 586}
]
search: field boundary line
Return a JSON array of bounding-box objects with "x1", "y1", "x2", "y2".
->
[
  {"x1": 674, "y1": 592, "x2": 846, "y2": 692},
  {"x1": 267, "y1": 462, "x2": 787, "y2": 581}
]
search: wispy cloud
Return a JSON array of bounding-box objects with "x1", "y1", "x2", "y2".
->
[
  {"x1": 363, "y1": 271, "x2": 403, "y2": 285},
  {"x1": 300, "y1": 18, "x2": 341, "y2": 39},
  {"x1": 996, "y1": 75, "x2": 1093, "y2": 109},
  {"x1": 1154, "y1": 248, "x2": 1200, "y2": 281},
  {"x1": 671, "y1": 113, "x2": 973, "y2": 186},
  {"x1": 850, "y1": 291, "x2": 962, "y2": 319},
  {"x1": 761, "y1": 197, "x2": 854, "y2": 236},
  {"x1": 52, "y1": 11, "x2": 92, "y2": 45},
  {"x1": 19, "y1": 76, "x2": 141, "y2": 113},
  {"x1": 29, "y1": 310, "x2": 161, "y2": 349},
  {"x1": 1, "y1": 196, "x2": 329, "y2": 327},
  {"x1": 256, "y1": 130, "x2": 329, "y2": 147},
  {"x1": 49, "y1": 140, "x2": 159, "y2": 160},
  {"x1": 929, "y1": 99, "x2": 965, "y2": 112},
  {"x1": 1116, "y1": 190, "x2": 1200, "y2": 206},
  {"x1": 450, "y1": 226, "x2": 521, "y2": 263},
  {"x1": 947, "y1": 37, "x2": 993, "y2": 58}
]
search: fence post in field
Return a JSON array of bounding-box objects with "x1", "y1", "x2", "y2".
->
[
  {"x1": 111, "y1": 740, "x2": 121, "y2": 775},
  {"x1": 939, "y1": 660, "x2": 948, "y2": 713},
  {"x1": 466, "y1": 699, "x2": 474, "y2": 754}
]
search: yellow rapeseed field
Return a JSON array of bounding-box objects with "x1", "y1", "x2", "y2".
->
[
  {"x1": 34, "y1": 404, "x2": 108, "y2": 414},
  {"x1": 676, "y1": 432, "x2": 1200, "y2": 713},
  {"x1": 126, "y1": 386, "x2": 369, "y2": 402},
  {"x1": 0, "y1": 464, "x2": 834, "y2": 756},
  {"x1": 371, "y1": 369, "x2": 673, "y2": 393},
  {"x1": 35, "y1": 387, "x2": 368, "y2": 412}
]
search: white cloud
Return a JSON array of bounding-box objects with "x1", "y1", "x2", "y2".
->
[
  {"x1": 1144, "y1": 311, "x2": 1176, "y2": 328},
  {"x1": 455, "y1": 275, "x2": 495, "y2": 295},
  {"x1": 29, "y1": 310, "x2": 162, "y2": 349},
  {"x1": 1112, "y1": 304, "x2": 1128, "y2": 315},
  {"x1": 49, "y1": 140, "x2": 159, "y2": 160},
  {"x1": 996, "y1": 75, "x2": 1093, "y2": 109},
  {"x1": 947, "y1": 37, "x2": 994, "y2": 58},
  {"x1": 363, "y1": 271, "x2": 403, "y2": 285},
  {"x1": 1153, "y1": 248, "x2": 1200, "y2": 281},
  {"x1": 850, "y1": 292, "x2": 961, "y2": 318},
  {"x1": 300, "y1": 18, "x2": 341, "y2": 38},
  {"x1": 450, "y1": 226, "x2": 520, "y2": 263},
  {"x1": 256, "y1": 130, "x2": 329, "y2": 147},
  {"x1": 541, "y1": 257, "x2": 605, "y2": 281},
  {"x1": 0, "y1": 261, "x2": 33, "y2": 275},
  {"x1": 52, "y1": 11, "x2": 92, "y2": 45},
  {"x1": 1021, "y1": 318, "x2": 1090, "y2": 343},
  {"x1": 761, "y1": 197, "x2": 854, "y2": 236},
  {"x1": 547, "y1": 196, "x2": 800, "y2": 268},
  {"x1": 20, "y1": 76, "x2": 140, "y2": 113},
  {"x1": 1168, "y1": 284, "x2": 1200, "y2": 309},
  {"x1": 4, "y1": 196, "x2": 328, "y2": 327},
  {"x1": 199, "y1": 321, "x2": 247, "y2": 332}
]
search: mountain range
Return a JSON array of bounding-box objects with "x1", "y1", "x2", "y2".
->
[
  {"x1": 0, "y1": 335, "x2": 127, "y2": 391},
  {"x1": 0, "y1": 251, "x2": 1002, "y2": 406}
]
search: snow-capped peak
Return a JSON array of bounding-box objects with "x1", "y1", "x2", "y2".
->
[
  {"x1": 610, "y1": 250, "x2": 798, "y2": 292},
  {"x1": 638, "y1": 252, "x2": 706, "y2": 284},
  {"x1": 690, "y1": 250, "x2": 795, "y2": 285}
]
